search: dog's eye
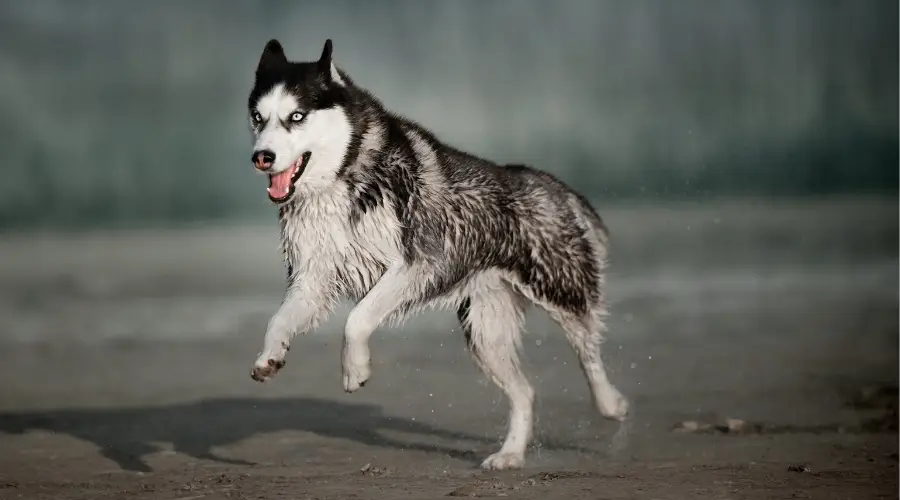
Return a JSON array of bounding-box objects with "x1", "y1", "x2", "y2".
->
[
  {"x1": 251, "y1": 111, "x2": 262, "y2": 125},
  {"x1": 289, "y1": 112, "x2": 305, "y2": 123}
]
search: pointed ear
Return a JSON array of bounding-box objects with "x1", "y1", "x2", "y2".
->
[
  {"x1": 317, "y1": 39, "x2": 346, "y2": 86},
  {"x1": 317, "y1": 39, "x2": 333, "y2": 73},
  {"x1": 257, "y1": 39, "x2": 287, "y2": 72}
]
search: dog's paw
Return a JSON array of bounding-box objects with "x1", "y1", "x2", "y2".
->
[
  {"x1": 597, "y1": 388, "x2": 629, "y2": 421},
  {"x1": 480, "y1": 451, "x2": 525, "y2": 470},
  {"x1": 342, "y1": 343, "x2": 371, "y2": 393},
  {"x1": 250, "y1": 357, "x2": 285, "y2": 383}
]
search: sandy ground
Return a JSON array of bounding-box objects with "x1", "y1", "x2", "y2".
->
[{"x1": 0, "y1": 197, "x2": 897, "y2": 499}]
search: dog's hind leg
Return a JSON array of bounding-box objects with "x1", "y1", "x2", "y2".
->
[
  {"x1": 342, "y1": 263, "x2": 428, "y2": 393},
  {"x1": 552, "y1": 305, "x2": 629, "y2": 421},
  {"x1": 457, "y1": 275, "x2": 533, "y2": 470}
]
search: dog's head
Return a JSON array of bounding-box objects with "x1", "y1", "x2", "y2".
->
[{"x1": 248, "y1": 39, "x2": 353, "y2": 203}]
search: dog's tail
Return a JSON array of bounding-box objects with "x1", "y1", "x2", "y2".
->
[
  {"x1": 566, "y1": 192, "x2": 611, "y2": 327},
  {"x1": 569, "y1": 192, "x2": 610, "y2": 264}
]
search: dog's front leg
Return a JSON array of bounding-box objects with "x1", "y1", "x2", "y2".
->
[
  {"x1": 343, "y1": 263, "x2": 423, "y2": 392},
  {"x1": 251, "y1": 278, "x2": 335, "y2": 382}
]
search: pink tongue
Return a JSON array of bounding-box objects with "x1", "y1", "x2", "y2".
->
[{"x1": 267, "y1": 164, "x2": 298, "y2": 199}]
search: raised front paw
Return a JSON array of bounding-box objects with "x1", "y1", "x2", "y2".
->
[
  {"x1": 250, "y1": 357, "x2": 285, "y2": 383},
  {"x1": 342, "y1": 342, "x2": 371, "y2": 393}
]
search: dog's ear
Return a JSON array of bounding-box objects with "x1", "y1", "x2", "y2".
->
[
  {"x1": 257, "y1": 39, "x2": 287, "y2": 72},
  {"x1": 317, "y1": 39, "x2": 345, "y2": 86},
  {"x1": 317, "y1": 39, "x2": 333, "y2": 73}
]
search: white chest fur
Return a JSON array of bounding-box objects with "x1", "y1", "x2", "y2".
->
[{"x1": 280, "y1": 187, "x2": 403, "y2": 298}]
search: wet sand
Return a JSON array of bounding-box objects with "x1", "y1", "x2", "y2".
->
[{"x1": 0, "y1": 197, "x2": 896, "y2": 499}]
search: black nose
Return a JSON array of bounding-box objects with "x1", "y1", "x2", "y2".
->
[{"x1": 252, "y1": 150, "x2": 276, "y2": 171}]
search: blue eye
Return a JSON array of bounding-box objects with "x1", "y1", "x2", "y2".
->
[{"x1": 290, "y1": 112, "x2": 305, "y2": 123}]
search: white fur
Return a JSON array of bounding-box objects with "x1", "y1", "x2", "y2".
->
[
  {"x1": 343, "y1": 263, "x2": 427, "y2": 392},
  {"x1": 460, "y1": 271, "x2": 533, "y2": 469}
]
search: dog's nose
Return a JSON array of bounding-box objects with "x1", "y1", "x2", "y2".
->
[{"x1": 252, "y1": 150, "x2": 276, "y2": 171}]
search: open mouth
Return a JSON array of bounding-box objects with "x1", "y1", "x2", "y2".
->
[{"x1": 267, "y1": 152, "x2": 311, "y2": 203}]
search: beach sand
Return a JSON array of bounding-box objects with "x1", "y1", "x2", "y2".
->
[{"x1": 0, "y1": 197, "x2": 896, "y2": 499}]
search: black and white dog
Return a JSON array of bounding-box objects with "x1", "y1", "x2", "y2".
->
[{"x1": 247, "y1": 39, "x2": 628, "y2": 470}]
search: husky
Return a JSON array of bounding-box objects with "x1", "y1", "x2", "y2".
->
[{"x1": 246, "y1": 39, "x2": 629, "y2": 470}]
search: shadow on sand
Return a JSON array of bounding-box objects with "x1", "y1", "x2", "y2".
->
[
  {"x1": 0, "y1": 397, "x2": 596, "y2": 472},
  {"x1": 0, "y1": 397, "x2": 491, "y2": 472}
]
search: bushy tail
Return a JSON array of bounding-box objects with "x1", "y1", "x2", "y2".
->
[{"x1": 568, "y1": 193, "x2": 610, "y2": 277}]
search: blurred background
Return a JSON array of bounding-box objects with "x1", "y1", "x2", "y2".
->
[
  {"x1": 0, "y1": 0, "x2": 896, "y2": 228},
  {"x1": 0, "y1": 1, "x2": 896, "y2": 492}
]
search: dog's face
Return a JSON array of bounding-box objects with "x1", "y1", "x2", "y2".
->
[{"x1": 248, "y1": 39, "x2": 352, "y2": 203}]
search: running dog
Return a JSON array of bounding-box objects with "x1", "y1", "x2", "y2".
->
[{"x1": 246, "y1": 39, "x2": 629, "y2": 470}]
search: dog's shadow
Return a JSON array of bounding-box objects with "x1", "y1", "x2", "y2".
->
[
  {"x1": 0, "y1": 397, "x2": 500, "y2": 472},
  {"x1": 0, "y1": 397, "x2": 597, "y2": 473}
]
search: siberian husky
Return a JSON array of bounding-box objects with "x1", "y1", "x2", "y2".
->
[{"x1": 247, "y1": 39, "x2": 628, "y2": 470}]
